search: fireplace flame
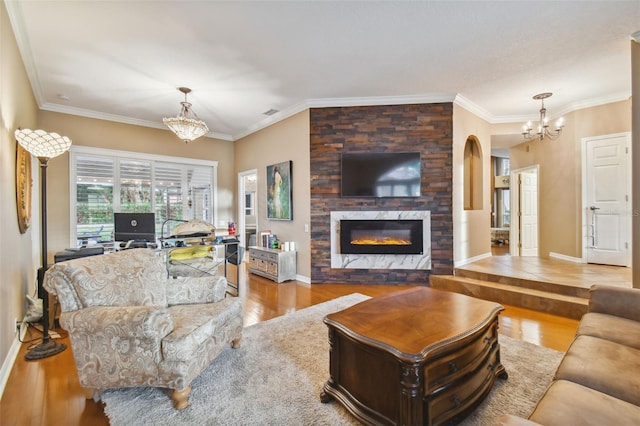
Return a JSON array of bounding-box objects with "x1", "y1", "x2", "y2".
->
[{"x1": 351, "y1": 238, "x2": 411, "y2": 246}]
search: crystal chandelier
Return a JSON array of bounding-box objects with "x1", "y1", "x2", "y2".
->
[
  {"x1": 522, "y1": 92, "x2": 564, "y2": 141},
  {"x1": 163, "y1": 87, "x2": 209, "y2": 143}
]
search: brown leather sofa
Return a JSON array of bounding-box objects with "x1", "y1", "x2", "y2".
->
[{"x1": 498, "y1": 285, "x2": 640, "y2": 425}]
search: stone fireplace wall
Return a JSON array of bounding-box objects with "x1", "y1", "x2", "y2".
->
[{"x1": 310, "y1": 103, "x2": 454, "y2": 284}]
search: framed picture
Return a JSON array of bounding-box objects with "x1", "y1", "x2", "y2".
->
[
  {"x1": 266, "y1": 160, "x2": 293, "y2": 220},
  {"x1": 16, "y1": 141, "x2": 32, "y2": 234}
]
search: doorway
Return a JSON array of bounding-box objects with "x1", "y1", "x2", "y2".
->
[
  {"x1": 238, "y1": 169, "x2": 258, "y2": 260},
  {"x1": 492, "y1": 156, "x2": 511, "y2": 256},
  {"x1": 582, "y1": 132, "x2": 631, "y2": 266},
  {"x1": 510, "y1": 165, "x2": 539, "y2": 257}
]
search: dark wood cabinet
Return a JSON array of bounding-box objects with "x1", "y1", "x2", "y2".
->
[{"x1": 321, "y1": 287, "x2": 507, "y2": 425}]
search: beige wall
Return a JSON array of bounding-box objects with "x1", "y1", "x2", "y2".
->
[
  {"x1": 453, "y1": 104, "x2": 493, "y2": 263},
  {"x1": 510, "y1": 99, "x2": 631, "y2": 259},
  {"x1": 0, "y1": 0, "x2": 40, "y2": 382},
  {"x1": 38, "y1": 111, "x2": 236, "y2": 259},
  {"x1": 234, "y1": 111, "x2": 311, "y2": 279}
]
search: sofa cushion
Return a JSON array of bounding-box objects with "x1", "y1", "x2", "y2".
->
[
  {"x1": 162, "y1": 298, "x2": 241, "y2": 362},
  {"x1": 555, "y1": 335, "x2": 640, "y2": 406},
  {"x1": 528, "y1": 380, "x2": 640, "y2": 426},
  {"x1": 577, "y1": 312, "x2": 640, "y2": 350}
]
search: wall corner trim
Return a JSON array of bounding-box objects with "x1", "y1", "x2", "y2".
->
[
  {"x1": 549, "y1": 252, "x2": 584, "y2": 263},
  {"x1": 295, "y1": 274, "x2": 311, "y2": 285},
  {"x1": 454, "y1": 252, "x2": 492, "y2": 268}
]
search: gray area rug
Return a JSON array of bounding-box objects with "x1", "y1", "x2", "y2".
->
[{"x1": 102, "y1": 293, "x2": 564, "y2": 425}]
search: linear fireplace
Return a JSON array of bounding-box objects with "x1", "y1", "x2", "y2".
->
[
  {"x1": 340, "y1": 220, "x2": 423, "y2": 255},
  {"x1": 330, "y1": 210, "x2": 431, "y2": 270}
]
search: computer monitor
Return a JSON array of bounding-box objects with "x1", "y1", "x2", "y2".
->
[{"x1": 114, "y1": 212, "x2": 156, "y2": 242}]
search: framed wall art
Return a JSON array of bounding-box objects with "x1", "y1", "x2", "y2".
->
[
  {"x1": 16, "y1": 140, "x2": 32, "y2": 234},
  {"x1": 266, "y1": 160, "x2": 292, "y2": 220}
]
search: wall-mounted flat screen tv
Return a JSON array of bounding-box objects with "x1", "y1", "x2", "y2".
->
[{"x1": 341, "y1": 152, "x2": 421, "y2": 197}]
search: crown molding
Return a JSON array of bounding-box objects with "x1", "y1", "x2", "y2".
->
[
  {"x1": 5, "y1": 1, "x2": 45, "y2": 107},
  {"x1": 489, "y1": 91, "x2": 631, "y2": 124},
  {"x1": 306, "y1": 93, "x2": 456, "y2": 108},
  {"x1": 41, "y1": 103, "x2": 234, "y2": 141},
  {"x1": 453, "y1": 94, "x2": 494, "y2": 122},
  {"x1": 554, "y1": 91, "x2": 631, "y2": 117},
  {"x1": 233, "y1": 93, "x2": 457, "y2": 140},
  {"x1": 232, "y1": 100, "x2": 310, "y2": 141},
  {"x1": 34, "y1": 88, "x2": 634, "y2": 143}
]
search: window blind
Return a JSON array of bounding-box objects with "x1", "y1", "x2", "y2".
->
[{"x1": 71, "y1": 149, "x2": 216, "y2": 247}]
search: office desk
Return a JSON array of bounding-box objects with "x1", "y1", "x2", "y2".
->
[{"x1": 160, "y1": 237, "x2": 241, "y2": 296}]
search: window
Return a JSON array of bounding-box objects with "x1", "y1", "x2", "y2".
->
[
  {"x1": 70, "y1": 146, "x2": 217, "y2": 246},
  {"x1": 494, "y1": 157, "x2": 510, "y2": 227},
  {"x1": 497, "y1": 157, "x2": 510, "y2": 177},
  {"x1": 245, "y1": 192, "x2": 255, "y2": 216}
]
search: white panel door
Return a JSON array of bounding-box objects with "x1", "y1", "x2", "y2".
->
[
  {"x1": 520, "y1": 170, "x2": 538, "y2": 256},
  {"x1": 585, "y1": 135, "x2": 630, "y2": 266}
]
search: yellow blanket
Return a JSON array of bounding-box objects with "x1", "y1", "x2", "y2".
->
[{"x1": 169, "y1": 245, "x2": 213, "y2": 261}]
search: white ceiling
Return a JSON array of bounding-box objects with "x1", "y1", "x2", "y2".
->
[{"x1": 6, "y1": 1, "x2": 640, "y2": 142}]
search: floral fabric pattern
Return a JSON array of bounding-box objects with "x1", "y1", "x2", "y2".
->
[
  {"x1": 43, "y1": 248, "x2": 243, "y2": 401},
  {"x1": 166, "y1": 275, "x2": 227, "y2": 306},
  {"x1": 46, "y1": 248, "x2": 168, "y2": 308}
]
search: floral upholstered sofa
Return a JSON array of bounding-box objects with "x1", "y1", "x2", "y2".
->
[{"x1": 43, "y1": 248, "x2": 243, "y2": 409}]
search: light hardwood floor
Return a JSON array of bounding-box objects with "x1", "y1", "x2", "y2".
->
[{"x1": 0, "y1": 264, "x2": 579, "y2": 426}]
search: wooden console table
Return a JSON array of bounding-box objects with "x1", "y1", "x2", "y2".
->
[{"x1": 321, "y1": 287, "x2": 507, "y2": 426}]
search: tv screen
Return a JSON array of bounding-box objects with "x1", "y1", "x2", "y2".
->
[
  {"x1": 114, "y1": 212, "x2": 156, "y2": 242},
  {"x1": 341, "y1": 152, "x2": 421, "y2": 197}
]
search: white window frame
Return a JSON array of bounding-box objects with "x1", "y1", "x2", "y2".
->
[{"x1": 69, "y1": 145, "x2": 218, "y2": 247}]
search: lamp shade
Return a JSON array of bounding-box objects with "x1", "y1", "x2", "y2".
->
[{"x1": 15, "y1": 129, "x2": 72, "y2": 159}]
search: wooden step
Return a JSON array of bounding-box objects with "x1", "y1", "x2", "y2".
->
[
  {"x1": 454, "y1": 268, "x2": 591, "y2": 299},
  {"x1": 429, "y1": 275, "x2": 588, "y2": 320}
]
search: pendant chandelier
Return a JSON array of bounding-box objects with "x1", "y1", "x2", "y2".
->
[
  {"x1": 522, "y1": 92, "x2": 564, "y2": 141},
  {"x1": 163, "y1": 87, "x2": 209, "y2": 143}
]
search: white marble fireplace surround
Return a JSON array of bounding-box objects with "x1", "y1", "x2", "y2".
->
[{"x1": 331, "y1": 210, "x2": 431, "y2": 270}]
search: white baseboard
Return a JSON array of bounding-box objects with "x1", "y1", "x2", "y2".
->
[
  {"x1": 295, "y1": 274, "x2": 311, "y2": 285},
  {"x1": 0, "y1": 323, "x2": 27, "y2": 401},
  {"x1": 549, "y1": 252, "x2": 584, "y2": 263},
  {"x1": 454, "y1": 252, "x2": 492, "y2": 268}
]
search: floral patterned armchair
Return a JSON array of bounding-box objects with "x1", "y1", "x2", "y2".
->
[{"x1": 43, "y1": 248, "x2": 243, "y2": 409}]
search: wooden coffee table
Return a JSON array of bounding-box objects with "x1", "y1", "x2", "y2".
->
[{"x1": 320, "y1": 287, "x2": 507, "y2": 425}]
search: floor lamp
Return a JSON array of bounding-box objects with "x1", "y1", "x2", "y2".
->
[{"x1": 15, "y1": 129, "x2": 71, "y2": 361}]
